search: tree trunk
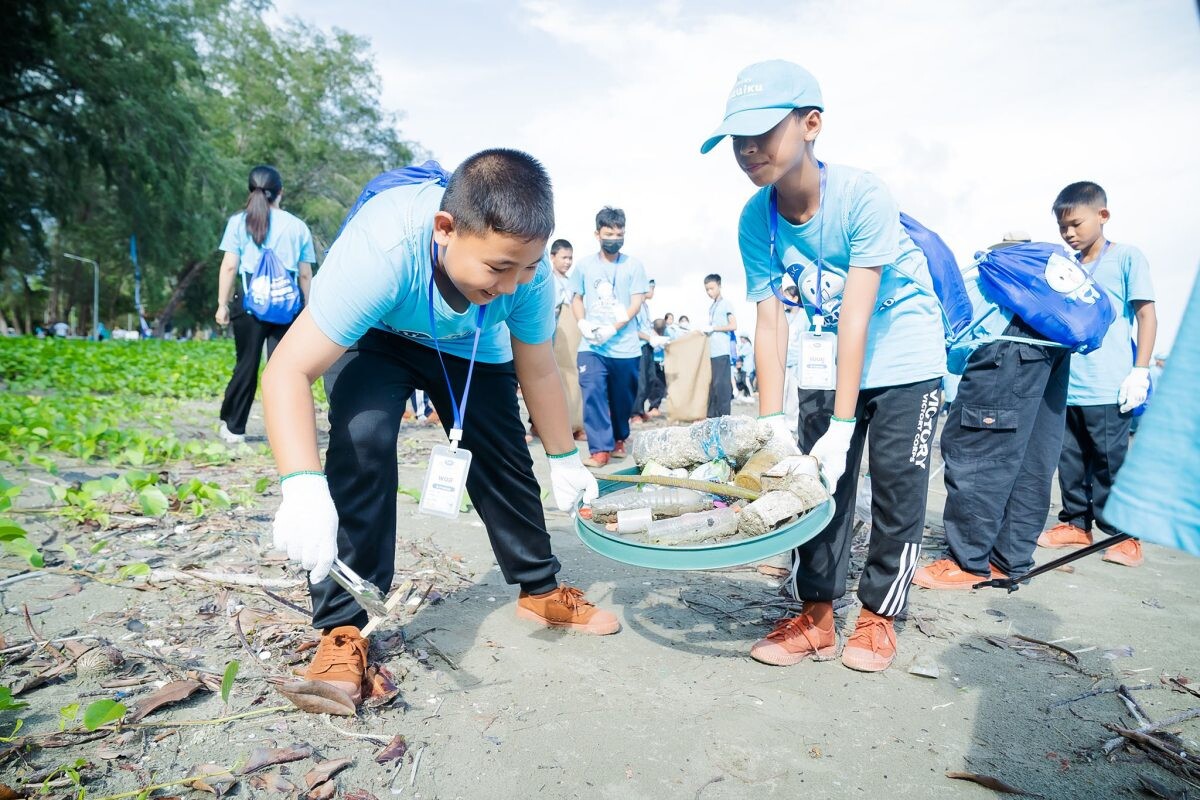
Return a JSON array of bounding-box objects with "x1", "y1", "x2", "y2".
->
[{"x1": 153, "y1": 259, "x2": 206, "y2": 336}]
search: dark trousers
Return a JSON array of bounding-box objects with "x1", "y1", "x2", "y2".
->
[
  {"x1": 789, "y1": 378, "x2": 942, "y2": 617},
  {"x1": 312, "y1": 329, "x2": 560, "y2": 630},
  {"x1": 707, "y1": 355, "x2": 732, "y2": 418},
  {"x1": 219, "y1": 310, "x2": 291, "y2": 434},
  {"x1": 1057, "y1": 403, "x2": 1131, "y2": 536},
  {"x1": 941, "y1": 337, "x2": 1070, "y2": 576},
  {"x1": 578, "y1": 351, "x2": 639, "y2": 454},
  {"x1": 633, "y1": 343, "x2": 665, "y2": 414}
]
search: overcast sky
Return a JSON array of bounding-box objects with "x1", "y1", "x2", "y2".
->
[{"x1": 277, "y1": 0, "x2": 1199, "y2": 351}]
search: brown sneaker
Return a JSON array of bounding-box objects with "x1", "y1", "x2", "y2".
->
[
  {"x1": 516, "y1": 585, "x2": 620, "y2": 634},
  {"x1": 583, "y1": 451, "x2": 610, "y2": 468},
  {"x1": 1102, "y1": 538, "x2": 1144, "y2": 567},
  {"x1": 611, "y1": 440, "x2": 628, "y2": 459},
  {"x1": 303, "y1": 625, "x2": 368, "y2": 705},
  {"x1": 1037, "y1": 523, "x2": 1092, "y2": 549},
  {"x1": 749, "y1": 603, "x2": 838, "y2": 666},
  {"x1": 573, "y1": 429, "x2": 588, "y2": 441},
  {"x1": 840, "y1": 608, "x2": 897, "y2": 673},
  {"x1": 912, "y1": 558, "x2": 991, "y2": 590}
]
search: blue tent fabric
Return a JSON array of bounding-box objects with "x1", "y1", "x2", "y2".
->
[{"x1": 1103, "y1": 271, "x2": 1200, "y2": 556}]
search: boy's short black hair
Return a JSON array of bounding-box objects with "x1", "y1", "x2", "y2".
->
[
  {"x1": 550, "y1": 238, "x2": 572, "y2": 254},
  {"x1": 1053, "y1": 181, "x2": 1107, "y2": 216},
  {"x1": 441, "y1": 148, "x2": 554, "y2": 241},
  {"x1": 704, "y1": 274, "x2": 722, "y2": 285},
  {"x1": 595, "y1": 206, "x2": 626, "y2": 231}
]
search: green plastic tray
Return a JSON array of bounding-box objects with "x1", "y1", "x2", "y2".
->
[{"x1": 574, "y1": 468, "x2": 834, "y2": 570}]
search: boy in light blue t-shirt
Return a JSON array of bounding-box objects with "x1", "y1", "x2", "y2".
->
[
  {"x1": 571, "y1": 206, "x2": 648, "y2": 467},
  {"x1": 1038, "y1": 182, "x2": 1156, "y2": 567},
  {"x1": 260, "y1": 150, "x2": 618, "y2": 708},
  {"x1": 702, "y1": 60, "x2": 946, "y2": 674},
  {"x1": 702, "y1": 274, "x2": 738, "y2": 417}
]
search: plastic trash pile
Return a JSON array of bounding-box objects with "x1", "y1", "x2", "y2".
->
[{"x1": 580, "y1": 416, "x2": 830, "y2": 546}]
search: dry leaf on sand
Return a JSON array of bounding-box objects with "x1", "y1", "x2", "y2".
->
[
  {"x1": 374, "y1": 735, "x2": 408, "y2": 765},
  {"x1": 128, "y1": 679, "x2": 204, "y2": 722},
  {"x1": 304, "y1": 757, "x2": 353, "y2": 789},
  {"x1": 276, "y1": 680, "x2": 356, "y2": 716},
  {"x1": 239, "y1": 744, "x2": 314, "y2": 775}
]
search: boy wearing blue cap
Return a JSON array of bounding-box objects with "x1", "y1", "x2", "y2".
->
[
  {"x1": 1038, "y1": 182, "x2": 1156, "y2": 568},
  {"x1": 702, "y1": 61, "x2": 946, "y2": 672},
  {"x1": 262, "y1": 150, "x2": 617, "y2": 707},
  {"x1": 571, "y1": 206, "x2": 649, "y2": 467}
]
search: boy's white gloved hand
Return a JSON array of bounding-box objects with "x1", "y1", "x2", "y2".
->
[
  {"x1": 808, "y1": 417, "x2": 857, "y2": 489},
  {"x1": 577, "y1": 318, "x2": 599, "y2": 342},
  {"x1": 591, "y1": 324, "x2": 618, "y2": 345},
  {"x1": 547, "y1": 449, "x2": 599, "y2": 511},
  {"x1": 699, "y1": 324, "x2": 714, "y2": 334},
  {"x1": 611, "y1": 309, "x2": 630, "y2": 328},
  {"x1": 760, "y1": 413, "x2": 800, "y2": 455},
  {"x1": 650, "y1": 335, "x2": 671, "y2": 349},
  {"x1": 1117, "y1": 367, "x2": 1150, "y2": 413},
  {"x1": 272, "y1": 473, "x2": 339, "y2": 584}
]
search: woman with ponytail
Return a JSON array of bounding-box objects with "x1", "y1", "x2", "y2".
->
[{"x1": 215, "y1": 165, "x2": 316, "y2": 444}]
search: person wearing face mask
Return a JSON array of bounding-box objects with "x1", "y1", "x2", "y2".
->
[
  {"x1": 262, "y1": 151, "x2": 616, "y2": 709},
  {"x1": 571, "y1": 206, "x2": 648, "y2": 468}
]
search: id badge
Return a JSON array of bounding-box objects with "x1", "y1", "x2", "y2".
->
[
  {"x1": 799, "y1": 330, "x2": 837, "y2": 390},
  {"x1": 419, "y1": 444, "x2": 472, "y2": 518}
]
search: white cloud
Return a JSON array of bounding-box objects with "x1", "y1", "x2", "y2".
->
[{"x1": 277, "y1": 0, "x2": 1200, "y2": 350}]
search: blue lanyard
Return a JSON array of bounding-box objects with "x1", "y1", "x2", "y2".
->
[
  {"x1": 768, "y1": 161, "x2": 827, "y2": 324},
  {"x1": 1081, "y1": 240, "x2": 1110, "y2": 278},
  {"x1": 427, "y1": 240, "x2": 486, "y2": 447}
]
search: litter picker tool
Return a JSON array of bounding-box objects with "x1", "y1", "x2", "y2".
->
[
  {"x1": 973, "y1": 533, "x2": 1133, "y2": 592},
  {"x1": 327, "y1": 559, "x2": 389, "y2": 617}
]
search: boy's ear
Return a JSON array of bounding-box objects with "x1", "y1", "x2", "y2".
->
[
  {"x1": 1098, "y1": 207, "x2": 1111, "y2": 224},
  {"x1": 432, "y1": 210, "x2": 455, "y2": 246},
  {"x1": 802, "y1": 109, "x2": 822, "y2": 143}
]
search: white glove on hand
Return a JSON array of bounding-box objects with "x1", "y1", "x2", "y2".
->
[
  {"x1": 577, "y1": 318, "x2": 599, "y2": 342},
  {"x1": 272, "y1": 473, "x2": 339, "y2": 584},
  {"x1": 760, "y1": 413, "x2": 800, "y2": 455},
  {"x1": 699, "y1": 325, "x2": 714, "y2": 334},
  {"x1": 650, "y1": 335, "x2": 671, "y2": 349},
  {"x1": 611, "y1": 309, "x2": 630, "y2": 327},
  {"x1": 1117, "y1": 367, "x2": 1150, "y2": 413},
  {"x1": 591, "y1": 324, "x2": 618, "y2": 345},
  {"x1": 547, "y1": 450, "x2": 599, "y2": 511},
  {"x1": 808, "y1": 417, "x2": 857, "y2": 490}
]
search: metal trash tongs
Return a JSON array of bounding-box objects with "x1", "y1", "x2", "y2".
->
[{"x1": 327, "y1": 558, "x2": 389, "y2": 617}]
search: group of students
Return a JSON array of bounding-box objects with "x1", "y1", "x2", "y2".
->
[{"x1": 211, "y1": 58, "x2": 1156, "y2": 706}]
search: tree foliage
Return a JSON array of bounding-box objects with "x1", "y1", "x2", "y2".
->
[{"x1": 0, "y1": 0, "x2": 416, "y2": 335}]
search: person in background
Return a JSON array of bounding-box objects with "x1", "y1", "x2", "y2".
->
[
  {"x1": 701, "y1": 273, "x2": 737, "y2": 418},
  {"x1": 632, "y1": 280, "x2": 669, "y2": 422},
  {"x1": 528, "y1": 238, "x2": 577, "y2": 442},
  {"x1": 678, "y1": 315, "x2": 691, "y2": 331},
  {"x1": 1038, "y1": 181, "x2": 1156, "y2": 568},
  {"x1": 214, "y1": 165, "x2": 315, "y2": 445}
]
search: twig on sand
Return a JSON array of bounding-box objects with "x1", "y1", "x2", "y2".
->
[
  {"x1": 362, "y1": 579, "x2": 417, "y2": 638},
  {"x1": 1116, "y1": 684, "x2": 1154, "y2": 727},
  {"x1": 262, "y1": 588, "x2": 310, "y2": 618},
  {"x1": 410, "y1": 746, "x2": 425, "y2": 787},
  {"x1": 0, "y1": 570, "x2": 43, "y2": 589},
  {"x1": 1046, "y1": 683, "x2": 1153, "y2": 710},
  {"x1": 320, "y1": 714, "x2": 391, "y2": 744},
  {"x1": 1103, "y1": 708, "x2": 1200, "y2": 755},
  {"x1": 695, "y1": 775, "x2": 725, "y2": 799},
  {"x1": 150, "y1": 568, "x2": 302, "y2": 590},
  {"x1": 1013, "y1": 634, "x2": 1079, "y2": 664},
  {"x1": 85, "y1": 769, "x2": 233, "y2": 800},
  {"x1": 1103, "y1": 723, "x2": 1200, "y2": 779},
  {"x1": 414, "y1": 630, "x2": 458, "y2": 671}
]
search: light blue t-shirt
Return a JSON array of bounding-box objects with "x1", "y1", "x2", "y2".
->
[
  {"x1": 1067, "y1": 243, "x2": 1155, "y2": 406},
  {"x1": 707, "y1": 296, "x2": 736, "y2": 358},
  {"x1": 571, "y1": 252, "x2": 649, "y2": 359},
  {"x1": 219, "y1": 208, "x2": 316, "y2": 279},
  {"x1": 738, "y1": 163, "x2": 947, "y2": 389},
  {"x1": 308, "y1": 180, "x2": 555, "y2": 363}
]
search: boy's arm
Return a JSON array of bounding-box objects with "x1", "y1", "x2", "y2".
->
[
  {"x1": 298, "y1": 262, "x2": 313, "y2": 302},
  {"x1": 832, "y1": 267, "x2": 881, "y2": 419},
  {"x1": 715, "y1": 307, "x2": 738, "y2": 333},
  {"x1": 619, "y1": 293, "x2": 645, "y2": 328},
  {"x1": 1133, "y1": 300, "x2": 1156, "y2": 367},
  {"x1": 572, "y1": 295, "x2": 586, "y2": 321}
]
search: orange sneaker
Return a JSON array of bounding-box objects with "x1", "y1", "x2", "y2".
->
[
  {"x1": 749, "y1": 603, "x2": 838, "y2": 666},
  {"x1": 611, "y1": 440, "x2": 628, "y2": 459},
  {"x1": 515, "y1": 585, "x2": 620, "y2": 635},
  {"x1": 1038, "y1": 523, "x2": 1092, "y2": 549},
  {"x1": 1102, "y1": 538, "x2": 1143, "y2": 567},
  {"x1": 912, "y1": 558, "x2": 996, "y2": 590},
  {"x1": 840, "y1": 608, "x2": 897, "y2": 672},
  {"x1": 583, "y1": 452, "x2": 610, "y2": 468},
  {"x1": 303, "y1": 625, "x2": 368, "y2": 705}
]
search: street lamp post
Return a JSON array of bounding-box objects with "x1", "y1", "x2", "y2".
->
[{"x1": 63, "y1": 253, "x2": 99, "y2": 340}]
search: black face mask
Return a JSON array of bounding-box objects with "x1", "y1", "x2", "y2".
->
[{"x1": 600, "y1": 238, "x2": 624, "y2": 255}]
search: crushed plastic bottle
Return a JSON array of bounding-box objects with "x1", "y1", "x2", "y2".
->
[
  {"x1": 631, "y1": 416, "x2": 771, "y2": 469},
  {"x1": 587, "y1": 487, "x2": 713, "y2": 523},
  {"x1": 643, "y1": 507, "x2": 740, "y2": 546}
]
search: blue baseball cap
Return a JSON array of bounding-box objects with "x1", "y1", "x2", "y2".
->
[{"x1": 700, "y1": 60, "x2": 824, "y2": 155}]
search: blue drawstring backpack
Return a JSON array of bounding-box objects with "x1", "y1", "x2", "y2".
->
[
  {"x1": 975, "y1": 242, "x2": 1115, "y2": 353},
  {"x1": 899, "y1": 213, "x2": 974, "y2": 339},
  {"x1": 243, "y1": 246, "x2": 303, "y2": 324},
  {"x1": 333, "y1": 160, "x2": 452, "y2": 243}
]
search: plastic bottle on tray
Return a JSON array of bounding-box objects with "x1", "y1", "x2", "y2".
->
[
  {"x1": 587, "y1": 487, "x2": 713, "y2": 522},
  {"x1": 643, "y1": 507, "x2": 739, "y2": 546}
]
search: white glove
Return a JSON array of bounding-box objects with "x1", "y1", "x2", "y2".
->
[
  {"x1": 808, "y1": 417, "x2": 857, "y2": 490},
  {"x1": 591, "y1": 324, "x2": 618, "y2": 345},
  {"x1": 272, "y1": 473, "x2": 339, "y2": 584},
  {"x1": 650, "y1": 335, "x2": 671, "y2": 349},
  {"x1": 577, "y1": 318, "x2": 599, "y2": 342},
  {"x1": 699, "y1": 325, "x2": 714, "y2": 334},
  {"x1": 760, "y1": 413, "x2": 800, "y2": 455},
  {"x1": 611, "y1": 309, "x2": 630, "y2": 327},
  {"x1": 1117, "y1": 367, "x2": 1150, "y2": 413},
  {"x1": 547, "y1": 449, "x2": 599, "y2": 511}
]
